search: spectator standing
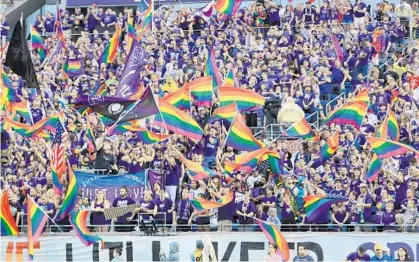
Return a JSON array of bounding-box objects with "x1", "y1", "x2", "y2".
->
[
  {"x1": 371, "y1": 244, "x2": 393, "y2": 261},
  {"x1": 0, "y1": 13, "x2": 10, "y2": 47},
  {"x1": 112, "y1": 186, "x2": 136, "y2": 232},
  {"x1": 293, "y1": 245, "x2": 315, "y2": 261}
]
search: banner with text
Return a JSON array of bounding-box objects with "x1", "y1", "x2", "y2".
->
[
  {"x1": 2, "y1": 233, "x2": 418, "y2": 261},
  {"x1": 75, "y1": 170, "x2": 147, "y2": 203}
]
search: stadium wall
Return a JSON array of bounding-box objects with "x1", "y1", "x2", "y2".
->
[{"x1": 2, "y1": 232, "x2": 418, "y2": 261}]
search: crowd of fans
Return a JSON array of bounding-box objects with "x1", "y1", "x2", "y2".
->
[{"x1": 1, "y1": 0, "x2": 419, "y2": 234}]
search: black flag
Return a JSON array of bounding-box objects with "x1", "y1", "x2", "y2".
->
[{"x1": 5, "y1": 21, "x2": 40, "y2": 88}]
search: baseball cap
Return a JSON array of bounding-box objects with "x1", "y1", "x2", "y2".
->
[
  {"x1": 374, "y1": 244, "x2": 383, "y2": 250},
  {"x1": 359, "y1": 183, "x2": 368, "y2": 188}
]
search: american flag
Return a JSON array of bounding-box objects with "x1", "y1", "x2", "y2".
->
[
  {"x1": 53, "y1": 121, "x2": 67, "y2": 180},
  {"x1": 137, "y1": 0, "x2": 150, "y2": 13}
]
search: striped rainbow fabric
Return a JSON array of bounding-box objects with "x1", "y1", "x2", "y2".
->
[
  {"x1": 225, "y1": 115, "x2": 265, "y2": 151},
  {"x1": 69, "y1": 210, "x2": 103, "y2": 247},
  {"x1": 223, "y1": 67, "x2": 237, "y2": 87},
  {"x1": 190, "y1": 191, "x2": 234, "y2": 211},
  {"x1": 161, "y1": 86, "x2": 191, "y2": 110},
  {"x1": 188, "y1": 76, "x2": 213, "y2": 107},
  {"x1": 126, "y1": 17, "x2": 136, "y2": 53},
  {"x1": 209, "y1": 103, "x2": 237, "y2": 125},
  {"x1": 304, "y1": 194, "x2": 348, "y2": 223},
  {"x1": 204, "y1": 47, "x2": 221, "y2": 89},
  {"x1": 137, "y1": 2, "x2": 153, "y2": 40},
  {"x1": 31, "y1": 26, "x2": 47, "y2": 62},
  {"x1": 224, "y1": 147, "x2": 271, "y2": 173},
  {"x1": 282, "y1": 117, "x2": 318, "y2": 140},
  {"x1": 11, "y1": 101, "x2": 33, "y2": 124},
  {"x1": 51, "y1": 163, "x2": 63, "y2": 195},
  {"x1": 352, "y1": 89, "x2": 370, "y2": 103},
  {"x1": 99, "y1": 24, "x2": 121, "y2": 64},
  {"x1": 256, "y1": 219, "x2": 289, "y2": 261},
  {"x1": 214, "y1": 0, "x2": 243, "y2": 15},
  {"x1": 319, "y1": 131, "x2": 339, "y2": 163},
  {"x1": 1, "y1": 191, "x2": 19, "y2": 236},
  {"x1": 55, "y1": 163, "x2": 78, "y2": 220},
  {"x1": 219, "y1": 86, "x2": 265, "y2": 112},
  {"x1": 366, "y1": 153, "x2": 382, "y2": 182},
  {"x1": 367, "y1": 137, "x2": 419, "y2": 159},
  {"x1": 325, "y1": 100, "x2": 368, "y2": 129},
  {"x1": 378, "y1": 108, "x2": 399, "y2": 141},
  {"x1": 181, "y1": 156, "x2": 211, "y2": 180},
  {"x1": 27, "y1": 196, "x2": 48, "y2": 261},
  {"x1": 154, "y1": 100, "x2": 203, "y2": 141}
]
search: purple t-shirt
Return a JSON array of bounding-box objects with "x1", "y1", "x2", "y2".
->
[
  {"x1": 346, "y1": 252, "x2": 371, "y2": 261},
  {"x1": 44, "y1": 18, "x2": 55, "y2": 33},
  {"x1": 112, "y1": 196, "x2": 136, "y2": 223}
]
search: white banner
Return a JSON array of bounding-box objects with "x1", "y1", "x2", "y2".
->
[{"x1": 1, "y1": 233, "x2": 418, "y2": 261}]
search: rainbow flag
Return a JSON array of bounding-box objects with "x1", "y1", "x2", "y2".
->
[
  {"x1": 214, "y1": 0, "x2": 243, "y2": 15},
  {"x1": 0, "y1": 68, "x2": 17, "y2": 111},
  {"x1": 209, "y1": 103, "x2": 237, "y2": 125},
  {"x1": 366, "y1": 153, "x2": 382, "y2": 182},
  {"x1": 27, "y1": 196, "x2": 48, "y2": 261},
  {"x1": 190, "y1": 191, "x2": 234, "y2": 211},
  {"x1": 266, "y1": 151, "x2": 284, "y2": 175},
  {"x1": 55, "y1": 163, "x2": 78, "y2": 220},
  {"x1": 31, "y1": 26, "x2": 47, "y2": 62},
  {"x1": 126, "y1": 17, "x2": 136, "y2": 53},
  {"x1": 256, "y1": 219, "x2": 289, "y2": 261},
  {"x1": 367, "y1": 137, "x2": 419, "y2": 159},
  {"x1": 69, "y1": 210, "x2": 103, "y2": 247},
  {"x1": 3, "y1": 117, "x2": 35, "y2": 137},
  {"x1": 319, "y1": 131, "x2": 339, "y2": 163},
  {"x1": 224, "y1": 66, "x2": 237, "y2": 87},
  {"x1": 378, "y1": 109, "x2": 399, "y2": 141},
  {"x1": 1, "y1": 67, "x2": 12, "y2": 88},
  {"x1": 188, "y1": 76, "x2": 213, "y2": 107},
  {"x1": 64, "y1": 58, "x2": 84, "y2": 78},
  {"x1": 162, "y1": 86, "x2": 191, "y2": 110},
  {"x1": 136, "y1": 129, "x2": 169, "y2": 144},
  {"x1": 154, "y1": 100, "x2": 203, "y2": 141},
  {"x1": 283, "y1": 117, "x2": 318, "y2": 140},
  {"x1": 225, "y1": 115, "x2": 264, "y2": 151},
  {"x1": 391, "y1": 89, "x2": 399, "y2": 103},
  {"x1": 225, "y1": 147, "x2": 271, "y2": 173},
  {"x1": 204, "y1": 47, "x2": 221, "y2": 89},
  {"x1": 304, "y1": 194, "x2": 348, "y2": 223},
  {"x1": 26, "y1": 112, "x2": 64, "y2": 137},
  {"x1": 219, "y1": 86, "x2": 265, "y2": 112},
  {"x1": 51, "y1": 163, "x2": 63, "y2": 195},
  {"x1": 325, "y1": 100, "x2": 368, "y2": 129},
  {"x1": 0, "y1": 191, "x2": 19, "y2": 236},
  {"x1": 137, "y1": 2, "x2": 153, "y2": 40},
  {"x1": 55, "y1": 5, "x2": 66, "y2": 47},
  {"x1": 353, "y1": 89, "x2": 370, "y2": 103},
  {"x1": 11, "y1": 101, "x2": 33, "y2": 124},
  {"x1": 181, "y1": 156, "x2": 211, "y2": 180},
  {"x1": 86, "y1": 120, "x2": 96, "y2": 153},
  {"x1": 99, "y1": 24, "x2": 121, "y2": 64}
]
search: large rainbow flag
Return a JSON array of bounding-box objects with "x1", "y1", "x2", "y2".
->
[
  {"x1": 69, "y1": 210, "x2": 103, "y2": 247},
  {"x1": 255, "y1": 219, "x2": 289, "y2": 261},
  {"x1": 204, "y1": 47, "x2": 221, "y2": 89},
  {"x1": 161, "y1": 86, "x2": 191, "y2": 110},
  {"x1": 209, "y1": 103, "x2": 237, "y2": 125},
  {"x1": 27, "y1": 196, "x2": 48, "y2": 261},
  {"x1": 367, "y1": 137, "x2": 419, "y2": 158},
  {"x1": 366, "y1": 153, "x2": 382, "y2": 182},
  {"x1": 55, "y1": 163, "x2": 78, "y2": 220},
  {"x1": 190, "y1": 191, "x2": 234, "y2": 211},
  {"x1": 11, "y1": 101, "x2": 33, "y2": 124},
  {"x1": 219, "y1": 86, "x2": 265, "y2": 112},
  {"x1": 319, "y1": 131, "x2": 339, "y2": 163},
  {"x1": 1, "y1": 191, "x2": 19, "y2": 236},
  {"x1": 225, "y1": 115, "x2": 264, "y2": 151},
  {"x1": 31, "y1": 26, "x2": 47, "y2": 62},
  {"x1": 303, "y1": 194, "x2": 348, "y2": 223},
  {"x1": 282, "y1": 117, "x2": 318, "y2": 140},
  {"x1": 377, "y1": 108, "x2": 399, "y2": 141},
  {"x1": 224, "y1": 147, "x2": 272, "y2": 173},
  {"x1": 214, "y1": 0, "x2": 243, "y2": 15},
  {"x1": 352, "y1": 89, "x2": 370, "y2": 103},
  {"x1": 154, "y1": 100, "x2": 203, "y2": 141},
  {"x1": 325, "y1": 100, "x2": 368, "y2": 129},
  {"x1": 181, "y1": 156, "x2": 212, "y2": 180},
  {"x1": 99, "y1": 24, "x2": 121, "y2": 64},
  {"x1": 188, "y1": 77, "x2": 213, "y2": 107}
]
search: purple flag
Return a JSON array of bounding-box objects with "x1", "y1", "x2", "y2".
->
[
  {"x1": 116, "y1": 40, "x2": 148, "y2": 99},
  {"x1": 119, "y1": 87, "x2": 159, "y2": 122},
  {"x1": 75, "y1": 96, "x2": 137, "y2": 121},
  {"x1": 331, "y1": 34, "x2": 344, "y2": 63}
]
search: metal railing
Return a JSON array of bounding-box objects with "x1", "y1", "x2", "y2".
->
[{"x1": 325, "y1": 92, "x2": 346, "y2": 115}]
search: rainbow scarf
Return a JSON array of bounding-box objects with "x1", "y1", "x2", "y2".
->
[
  {"x1": 378, "y1": 108, "x2": 399, "y2": 141},
  {"x1": 188, "y1": 76, "x2": 213, "y2": 107},
  {"x1": 0, "y1": 191, "x2": 19, "y2": 236},
  {"x1": 325, "y1": 100, "x2": 368, "y2": 130},
  {"x1": 27, "y1": 196, "x2": 48, "y2": 261},
  {"x1": 209, "y1": 103, "x2": 237, "y2": 125},
  {"x1": 319, "y1": 131, "x2": 339, "y2": 163},
  {"x1": 304, "y1": 194, "x2": 348, "y2": 223},
  {"x1": 99, "y1": 24, "x2": 121, "y2": 64},
  {"x1": 219, "y1": 86, "x2": 265, "y2": 112},
  {"x1": 225, "y1": 115, "x2": 264, "y2": 151},
  {"x1": 69, "y1": 210, "x2": 103, "y2": 247},
  {"x1": 204, "y1": 47, "x2": 221, "y2": 89},
  {"x1": 55, "y1": 163, "x2": 78, "y2": 221},
  {"x1": 283, "y1": 117, "x2": 318, "y2": 140},
  {"x1": 154, "y1": 100, "x2": 203, "y2": 141},
  {"x1": 190, "y1": 191, "x2": 234, "y2": 211},
  {"x1": 161, "y1": 86, "x2": 191, "y2": 110},
  {"x1": 214, "y1": 0, "x2": 243, "y2": 15},
  {"x1": 367, "y1": 137, "x2": 419, "y2": 159},
  {"x1": 255, "y1": 219, "x2": 289, "y2": 261},
  {"x1": 224, "y1": 67, "x2": 237, "y2": 87},
  {"x1": 366, "y1": 153, "x2": 382, "y2": 182}
]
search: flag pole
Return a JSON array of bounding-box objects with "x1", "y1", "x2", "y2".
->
[{"x1": 27, "y1": 196, "x2": 64, "y2": 233}]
